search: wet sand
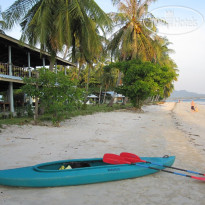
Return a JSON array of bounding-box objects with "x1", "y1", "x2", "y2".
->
[{"x1": 0, "y1": 102, "x2": 204, "y2": 205}]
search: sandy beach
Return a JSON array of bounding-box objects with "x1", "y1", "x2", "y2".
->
[{"x1": 0, "y1": 102, "x2": 204, "y2": 205}]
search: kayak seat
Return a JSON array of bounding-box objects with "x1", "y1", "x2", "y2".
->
[{"x1": 64, "y1": 162, "x2": 91, "y2": 169}]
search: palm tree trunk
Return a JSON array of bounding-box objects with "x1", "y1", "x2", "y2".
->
[
  {"x1": 72, "y1": 35, "x2": 76, "y2": 63},
  {"x1": 49, "y1": 51, "x2": 57, "y2": 71},
  {"x1": 86, "y1": 65, "x2": 91, "y2": 92},
  {"x1": 103, "y1": 85, "x2": 108, "y2": 104},
  {"x1": 77, "y1": 62, "x2": 82, "y2": 80},
  {"x1": 108, "y1": 71, "x2": 121, "y2": 107},
  {"x1": 132, "y1": 26, "x2": 138, "y2": 58},
  {"x1": 98, "y1": 85, "x2": 102, "y2": 105},
  {"x1": 77, "y1": 55, "x2": 85, "y2": 80},
  {"x1": 84, "y1": 64, "x2": 91, "y2": 104},
  {"x1": 49, "y1": 60, "x2": 55, "y2": 71}
]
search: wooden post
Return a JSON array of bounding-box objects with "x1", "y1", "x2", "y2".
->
[{"x1": 43, "y1": 57, "x2": 45, "y2": 67}]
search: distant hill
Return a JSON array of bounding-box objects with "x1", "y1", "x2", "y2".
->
[{"x1": 168, "y1": 90, "x2": 205, "y2": 100}]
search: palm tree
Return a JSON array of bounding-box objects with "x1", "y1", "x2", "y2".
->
[
  {"x1": 109, "y1": 0, "x2": 161, "y2": 61},
  {"x1": 0, "y1": 7, "x2": 5, "y2": 34},
  {"x1": 107, "y1": 0, "x2": 177, "y2": 106},
  {"x1": 3, "y1": 0, "x2": 111, "y2": 70},
  {"x1": 67, "y1": 31, "x2": 111, "y2": 101},
  {"x1": 94, "y1": 55, "x2": 112, "y2": 104}
]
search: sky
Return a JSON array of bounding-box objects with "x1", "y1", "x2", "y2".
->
[{"x1": 1, "y1": 0, "x2": 205, "y2": 94}]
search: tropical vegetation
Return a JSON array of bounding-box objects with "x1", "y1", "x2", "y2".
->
[
  {"x1": 1, "y1": 0, "x2": 178, "y2": 124},
  {"x1": 22, "y1": 68, "x2": 83, "y2": 125},
  {"x1": 3, "y1": 0, "x2": 111, "y2": 69},
  {"x1": 107, "y1": 60, "x2": 177, "y2": 109},
  {"x1": 109, "y1": 0, "x2": 158, "y2": 61}
]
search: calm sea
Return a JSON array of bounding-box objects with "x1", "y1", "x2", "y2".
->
[{"x1": 166, "y1": 98, "x2": 205, "y2": 105}]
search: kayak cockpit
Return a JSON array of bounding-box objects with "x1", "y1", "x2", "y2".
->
[{"x1": 34, "y1": 159, "x2": 109, "y2": 172}]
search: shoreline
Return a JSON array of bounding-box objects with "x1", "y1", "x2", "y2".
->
[
  {"x1": 171, "y1": 102, "x2": 205, "y2": 155},
  {"x1": 0, "y1": 102, "x2": 204, "y2": 205}
]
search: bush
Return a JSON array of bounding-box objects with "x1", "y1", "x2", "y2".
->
[
  {"x1": 106, "y1": 60, "x2": 177, "y2": 109},
  {"x1": 22, "y1": 68, "x2": 84, "y2": 124}
]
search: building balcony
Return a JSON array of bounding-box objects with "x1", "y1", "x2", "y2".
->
[{"x1": 0, "y1": 62, "x2": 36, "y2": 79}]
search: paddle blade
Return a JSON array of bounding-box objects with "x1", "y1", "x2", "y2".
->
[
  {"x1": 120, "y1": 152, "x2": 141, "y2": 160},
  {"x1": 120, "y1": 152, "x2": 146, "y2": 163},
  {"x1": 191, "y1": 176, "x2": 205, "y2": 181},
  {"x1": 121, "y1": 156, "x2": 142, "y2": 163},
  {"x1": 103, "y1": 154, "x2": 131, "y2": 165}
]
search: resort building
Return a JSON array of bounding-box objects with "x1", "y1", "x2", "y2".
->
[{"x1": 0, "y1": 33, "x2": 75, "y2": 113}]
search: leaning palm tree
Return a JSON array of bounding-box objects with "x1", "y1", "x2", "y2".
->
[
  {"x1": 3, "y1": 0, "x2": 112, "y2": 70},
  {"x1": 109, "y1": 0, "x2": 161, "y2": 61}
]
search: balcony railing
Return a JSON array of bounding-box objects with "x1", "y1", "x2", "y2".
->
[
  {"x1": 0, "y1": 62, "x2": 36, "y2": 78},
  {"x1": 0, "y1": 62, "x2": 9, "y2": 75}
]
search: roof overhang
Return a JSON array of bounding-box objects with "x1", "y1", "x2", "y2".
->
[{"x1": 0, "y1": 33, "x2": 76, "y2": 67}]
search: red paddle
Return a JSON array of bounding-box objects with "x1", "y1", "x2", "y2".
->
[
  {"x1": 120, "y1": 152, "x2": 205, "y2": 176},
  {"x1": 103, "y1": 153, "x2": 131, "y2": 165},
  {"x1": 103, "y1": 153, "x2": 205, "y2": 181}
]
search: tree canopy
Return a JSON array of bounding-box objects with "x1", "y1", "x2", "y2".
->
[
  {"x1": 106, "y1": 60, "x2": 178, "y2": 108},
  {"x1": 108, "y1": 0, "x2": 163, "y2": 61},
  {"x1": 3, "y1": 0, "x2": 112, "y2": 69},
  {"x1": 2, "y1": 0, "x2": 179, "y2": 116}
]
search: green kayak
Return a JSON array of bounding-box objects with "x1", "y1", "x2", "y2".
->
[{"x1": 0, "y1": 155, "x2": 175, "y2": 187}]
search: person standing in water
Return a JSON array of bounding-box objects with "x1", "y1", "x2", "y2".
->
[{"x1": 191, "y1": 100, "x2": 195, "y2": 111}]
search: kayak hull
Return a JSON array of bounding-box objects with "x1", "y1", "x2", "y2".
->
[{"x1": 0, "y1": 156, "x2": 175, "y2": 187}]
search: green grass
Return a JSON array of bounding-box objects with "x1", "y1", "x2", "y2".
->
[
  {"x1": 0, "y1": 104, "x2": 132, "y2": 127},
  {"x1": 66, "y1": 104, "x2": 131, "y2": 118},
  {"x1": 0, "y1": 117, "x2": 33, "y2": 127}
]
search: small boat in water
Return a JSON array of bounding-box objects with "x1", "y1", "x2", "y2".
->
[{"x1": 0, "y1": 156, "x2": 175, "y2": 187}]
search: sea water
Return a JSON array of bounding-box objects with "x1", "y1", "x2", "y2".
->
[{"x1": 166, "y1": 98, "x2": 205, "y2": 105}]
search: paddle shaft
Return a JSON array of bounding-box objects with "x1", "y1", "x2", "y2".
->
[
  {"x1": 120, "y1": 153, "x2": 205, "y2": 176},
  {"x1": 134, "y1": 163, "x2": 203, "y2": 181},
  {"x1": 145, "y1": 161, "x2": 205, "y2": 176}
]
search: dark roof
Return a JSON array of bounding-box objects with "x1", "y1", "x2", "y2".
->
[{"x1": 0, "y1": 33, "x2": 75, "y2": 67}]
